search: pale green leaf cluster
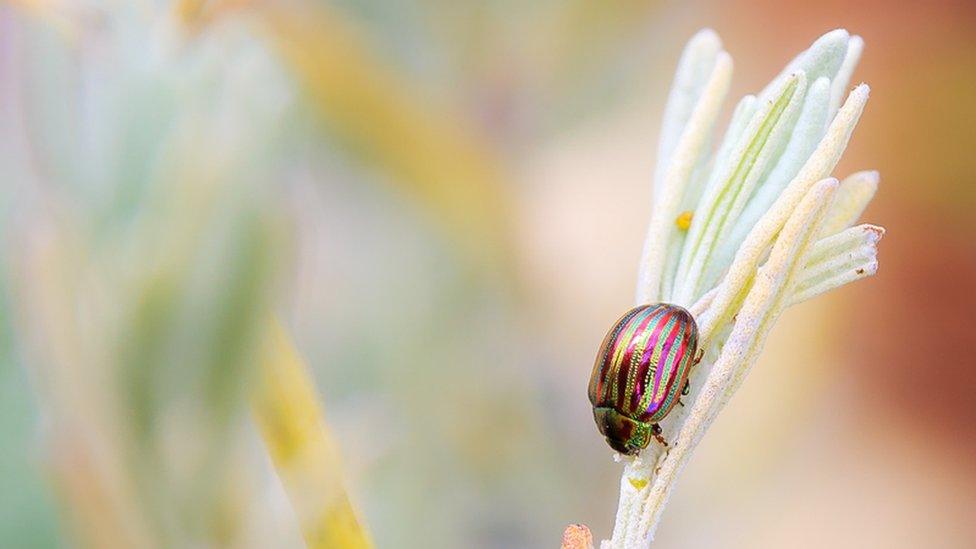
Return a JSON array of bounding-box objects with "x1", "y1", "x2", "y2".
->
[{"x1": 608, "y1": 29, "x2": 884, "y2": 549}]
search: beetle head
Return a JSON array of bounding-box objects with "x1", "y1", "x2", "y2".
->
[{"x1": 593, "y1": 407, "x2": 650, "y2": 456}]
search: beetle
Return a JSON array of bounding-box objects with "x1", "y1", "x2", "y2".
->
[{"x1": 587, "y1": 303, "x2": 700, "y2": 456}]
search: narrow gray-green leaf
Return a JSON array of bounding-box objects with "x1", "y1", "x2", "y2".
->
[
  {"x1": 819, "y1": 169, "x2": 878, "y2": 237},
  {"x1": 791, "y1": 223, "x2": 883, "y2": 304},
  {"x1": 636, "y1": 50, "x2": 732, "y2": 304},
  {"x1": 653, "y1": 29, "x2": 724, "y2": 199},
  {"x1": 758, "y1": 29, "x2": 849, "y2": 103},
  {"x1": 829, "y1": 35, "x2": 864, "y2": 118},
  {"x1": 671, "y1": 72, "x2": 806, "y2": 306},
  {"x1": 696, "y1": 83, "x2": 869, "y2": 344},
  {"x1": 707, "y1": 76, "x2": 832, "y2": 289}
]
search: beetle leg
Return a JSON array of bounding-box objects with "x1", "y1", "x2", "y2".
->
[
  {"x1": 651, "y1": 423, "x2": 668, "y2": 447},
  {"x1": 694, "y1": 348, "x2": 705, "y2": 365},
  {"x1": 677, "y1": 379, "x2": 690, "y2": 406}
]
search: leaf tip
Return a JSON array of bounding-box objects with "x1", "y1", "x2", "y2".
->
[
  {"x1": 692, "y1": 28, "x2": 722, "y2": 48},
  {"x1": 864, "y1": 224, "x2": 886, "y2": 242}
]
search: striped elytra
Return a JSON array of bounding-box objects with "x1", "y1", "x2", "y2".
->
[{"x1": 588, "y1": 303, "x2": 699, "y2": 455}]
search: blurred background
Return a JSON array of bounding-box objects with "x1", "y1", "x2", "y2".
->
[{"x1": 1, "y1": 0, "x2": 975, "y2": 547}]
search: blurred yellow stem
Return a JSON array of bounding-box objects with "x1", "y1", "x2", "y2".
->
[
  {"x1": 253, "y1": 321, "x2": 373, "y2": 549},
  {"x1": 253, "y1": 1, "x2": 514, "y2": 271}
]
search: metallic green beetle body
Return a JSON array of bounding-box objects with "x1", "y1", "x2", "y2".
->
[{"x1": 588, "y1": 303, "x2": 699, "y2": 455}]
